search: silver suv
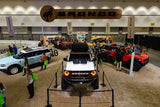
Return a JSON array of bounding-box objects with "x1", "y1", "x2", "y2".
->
[{"x1": 0, "y1": 47, "x2": 51, "y2": 75}]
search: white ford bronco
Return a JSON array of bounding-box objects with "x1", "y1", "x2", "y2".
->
[{"x1": 61, "y1": 43, "x2": 99, "y2": 90}]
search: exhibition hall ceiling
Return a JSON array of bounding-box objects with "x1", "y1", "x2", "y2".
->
[{"x1": 0, "y1": 0, "x2": 159, "y2": 2}]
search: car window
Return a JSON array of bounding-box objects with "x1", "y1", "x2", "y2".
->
[
  {"x1": 36, "y1": 50, "x2": 43, "y2": 55},
  {"x1": 25, "y1": 52, "x2": 34, "y2": 58}
]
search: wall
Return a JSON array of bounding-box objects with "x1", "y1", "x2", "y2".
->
[{"x1": 0, "y1": 0, "x2": 160, "y2": 27}]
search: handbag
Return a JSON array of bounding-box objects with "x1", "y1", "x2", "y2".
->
[
  {"x1": 100, "y1": 58, "x2": 103, "y2": 64},
  {"x1": 7, "y1": 52, "x2": 11, "y2": 57},
  {"x1": 32, "y1": 73, "x2": 38, "y2": 81},
  {"x1": 22, "y1": 67, "x2": 25, "y2": 74},
  {"x1": 44, "y1": 60, "x2": 48, "y2": 66},
  {"x1": 114, "y1": 60, "x2": 117, "y2": 65},
  {"x1": 0, "y1": 90, "x2": 5, "y2": 106}
]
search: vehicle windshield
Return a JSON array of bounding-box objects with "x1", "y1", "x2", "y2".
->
[
  {"x1": 126, "y1": 48, "x2": 132, "y2": 54},
  {"x1": 13, "y1": 52, "x2": 24, "y2": 59},
  {"x1": 69, "y1": 54, "x2": 91, "y2": 61},
  {"x1": 61, "y1": 40, "x2": 67, "y2": 42}
]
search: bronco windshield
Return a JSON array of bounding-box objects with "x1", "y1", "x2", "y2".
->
[
  {"x1": 69, "y1": 54, "x2": 91, "y2": 61},
  {"x1": 13, "y1": 52, "x2": 24, "y2": 59},
  {"x1": 126, "y1": 47, "x2": 133, "y2": 54}
]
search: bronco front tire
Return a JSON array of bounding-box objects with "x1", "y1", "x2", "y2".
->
[
  {"x1": 92, "y1": 78, "x2": 99, "y2": 89},
  {"x1": 133, "y1": 61, "x2": 142, "y2": 71},
  {"x1": 8, "y1": 65, "x2": 20, "y2": 75},
  {"x1": 61, "y1": 79, "x2": 68, "y2": 90}
]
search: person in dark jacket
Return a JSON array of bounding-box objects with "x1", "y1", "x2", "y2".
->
[
  {"x1": 8, "y1": 45, "x2": 14, "y2": 55},
  {"x1": 13, "y1": 44, "x2": 18, "y2": 54},
  {"x1": 116, "y1": 49, "x2": 123, "y2": 71}
]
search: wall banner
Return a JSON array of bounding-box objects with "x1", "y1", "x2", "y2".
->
[
  {"x1": 127, "y1": 16, "x2": 135, "y2": 39},
  {"x1": 6, "y1": 16, "x2": 14, "y2": 37},
  {"x1": 67, "y1": 22, "x2": 72, "y2": 35},
  {"x1": 106, "y1": 22, "x2": 110, "y2": 34}
]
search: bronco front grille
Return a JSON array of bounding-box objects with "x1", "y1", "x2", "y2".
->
[{"x1": 144, "y1": 58, "x2": 149, "y2": 63}]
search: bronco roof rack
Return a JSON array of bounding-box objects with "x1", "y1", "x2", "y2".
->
[{"x1": 71, "y1": 43, "x2": 88, "y2": 52}]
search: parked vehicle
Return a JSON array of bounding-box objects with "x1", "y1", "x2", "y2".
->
[
  {"x1": 87, "y1": 38, "x2": 106, "y2": 48},
  {"x1": 59, "y1": 40, "x2": 72, "y2": 50},
  {"x1": 61, "y1": 43, "x2": 99, "y2": 90},
  {"x1": 0, "y1": 47, "x2": 51, "y2": 75},
  {"x1": 101, "y1": 44, "x2": 149, "y2": 71}
]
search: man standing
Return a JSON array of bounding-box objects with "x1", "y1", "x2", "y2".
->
[
  {"x1": 8, "y1": 45, "x2": 14, "y2": 55},
  {"x1": 41, "y1": 52, "x2": 48, "y2": 70},
  {"x1": 13, "y1": 44, "x2": 18, "y2": 54},
  {"x1": 116, "y1": 49, "x2": 123, "y2": 71}
]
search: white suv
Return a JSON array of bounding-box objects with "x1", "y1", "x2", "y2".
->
[{"x1": 61, "y1": 43, "x2": 99, "y2": 90}]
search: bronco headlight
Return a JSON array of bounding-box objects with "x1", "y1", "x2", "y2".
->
[
  {"x1": 64, "y1": 70, "x2": 70, "y2": 76},
  {"x1": 91, "y1": 70, "x2": 97, "y2": 76},
  {"x1": 0, "y1": 64, "x2": 6, "y2": 67}
]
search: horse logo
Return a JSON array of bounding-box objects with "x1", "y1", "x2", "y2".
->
[{"x1": 40, "y1": 5, "x2": 56, "y2": 22}]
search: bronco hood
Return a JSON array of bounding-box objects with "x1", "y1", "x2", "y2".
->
[
  {"x1": 65, "y1": 61, "x2": 95, "y2": 71},
  {"x1": 0, "y1": 56, "x2": 17, "y2": 64},
  {"x1": 135, "y1": 53, "x2": 149, "y2": 59}
]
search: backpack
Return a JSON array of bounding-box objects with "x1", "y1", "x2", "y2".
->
[
  {"x1": 32, "y1": 73, "x2": 38, "y2": 81},
  {"x1": 0, "y1": 90, "x2": 5, "y2": 106}
]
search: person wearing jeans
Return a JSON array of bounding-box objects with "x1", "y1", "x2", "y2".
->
[
  {"x1": 116, "y1": 49, "x2": 123, "y2": 71},
  {"x1": 26, "y1": 69, "x2": 34, "y2": 99}
]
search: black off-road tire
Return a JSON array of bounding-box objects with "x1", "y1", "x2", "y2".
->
[
  {"x1": 92, "y1": 78, "x2": 99, "y2": 89},
  {"x1": 61, "y1": 79, "x2": 68, "y2": 90},
  {"x1": 54, "y1": 50, "x2": 58, "y2": 56},
  {"x1": 133, "y1": 61, "x2": 142, "y2": 71}
]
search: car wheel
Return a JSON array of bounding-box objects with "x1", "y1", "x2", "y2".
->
[
  {"x1": 133, "y1": 61, "x2": 142, "y2": 71},
  {"x1": 92, "y1": 78, "x2": 99, "y2": 89},
  {"x1": 54, "y1": 50, "x2": 58, "y2": 56},
  {"x1": 61, "y1": 79, "x2": 68, "y2": 90},
  {"x1": 8, "y1": 65, "x2": 20, "y2": 75}
]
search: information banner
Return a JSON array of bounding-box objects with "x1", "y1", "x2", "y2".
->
[
  {"x1": 106, "y1": 22, "x2": 110, "y2": 34},
  {"x1": 127, "y1": 16, "x2": 135, "y2": 39},
  {"x1": 67, "y1": 22, "x2": 72, "y2": 35},
  {"x1": 6, "y1": 16, "x2": 15, "y2": 37}
]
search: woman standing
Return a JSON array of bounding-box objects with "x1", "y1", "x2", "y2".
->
[
  {"x1": 26, "y1": 69, "x2": 34, "y2": 99},
  {"x1": 0, "y1": 83, "x2": 6, "y2": 107}
]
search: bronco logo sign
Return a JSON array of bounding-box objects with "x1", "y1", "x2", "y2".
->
[{"x1": 40, "y1": 5, "x2": 122, "y2": 22}]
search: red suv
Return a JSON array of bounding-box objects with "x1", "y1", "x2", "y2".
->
[
  {"x1": 101, "y1": 44, "x2": 149, "y2": 71},
  {"x1": 59, "y1": 40, "x2": 72, "y2": 50},
  {"x1": 54, "y1": 38, "x2": 72, "y2": 50}
]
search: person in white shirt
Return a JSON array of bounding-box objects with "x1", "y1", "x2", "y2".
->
[{"x1": 26, "y1": 69, "x2": 34, "y2": 99}]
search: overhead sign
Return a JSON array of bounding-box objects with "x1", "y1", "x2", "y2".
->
[
  {"x1": 127, "y1": 16, "x2": 135, "y2": 39},
  {"x1": 40, "y1": 5, "x2": 122, "y2": 22},
  {"x1": 67, "y1": 22, "x2": 72, "y2": 35},
  {"x1": 106, "y1": 22, "x2": 110, "y2": 34},
  {"x1": 6, "y1": 16, "x2": 14, "y2": 37}
]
